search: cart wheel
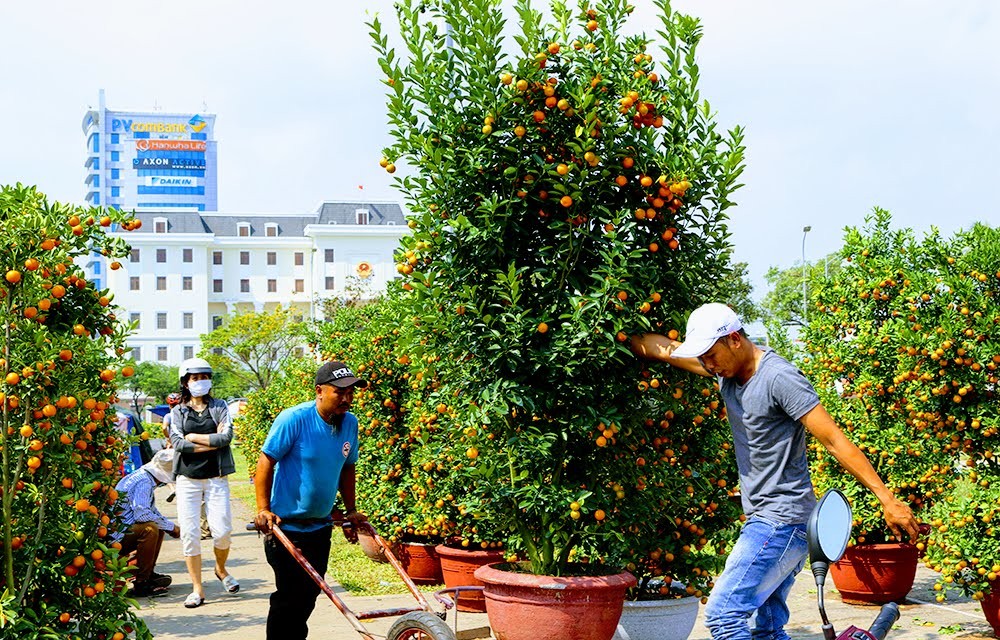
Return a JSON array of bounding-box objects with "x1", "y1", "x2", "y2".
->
[{"x1": 386, "y1": 611, "x2": 457, "y2": 640}]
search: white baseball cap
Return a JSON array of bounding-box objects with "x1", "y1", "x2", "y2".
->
[{"x1": 671, "y1": 303, "x2": 744, "y2": 359}]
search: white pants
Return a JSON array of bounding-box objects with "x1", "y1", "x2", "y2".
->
[{"x1": 175, "y1": 475, "x2": 232, "y2": 557}]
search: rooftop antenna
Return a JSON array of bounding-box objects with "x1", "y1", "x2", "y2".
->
[
  {"x1": 152, "y1": 99, "x2": 160, "y2": 112},
  {"x1": 202, "y1": 99, "x2": 208, "y2": 112}
]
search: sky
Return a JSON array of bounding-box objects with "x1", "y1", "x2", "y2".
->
[{"x1": 1, "y1": 1, "x2": 997, "y2": 300}]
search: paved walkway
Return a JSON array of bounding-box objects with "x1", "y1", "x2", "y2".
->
[{"x1": 135, "y1": 484, "x2": 996, "y2": 639}]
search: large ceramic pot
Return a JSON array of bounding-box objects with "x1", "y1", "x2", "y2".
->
[
  {"x1": 395, "y1": 541, "x2": 443, "y2": 585},
  {"x1": 612, "y1": 596, "x2": 700, "y2": 640},
  {"x1": 474, "y1": 562, "x2": 637, "y2": 640},
  {"x1": 358, "y1": 527, "x2": 388, "y2": 564},
  {"x1": 981, "y1": 589, "x2": 1000, "y2": 638},
  {"x1": 436, "y1": 544, "x2": 506, "y2": 612},
  {"x1": 830, "y1": 543, "x2": 918, "y2": 604}
]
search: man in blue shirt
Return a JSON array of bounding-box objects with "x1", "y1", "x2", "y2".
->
[{"x1": 254, "y1": 361, "x2": 368, "y2": 640}]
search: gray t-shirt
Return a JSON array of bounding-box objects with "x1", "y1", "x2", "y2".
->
[{"x1": 720, "y1": 348, "x2": 820, "y2": 525}]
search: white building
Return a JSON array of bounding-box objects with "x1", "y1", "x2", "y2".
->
[{"x1": 104, "y1": 201, "x2": 409, "y2": 365}]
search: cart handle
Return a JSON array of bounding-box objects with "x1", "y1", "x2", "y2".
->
[{"x1": 433, "y1": 586, "x2": 487, "y2": 610}]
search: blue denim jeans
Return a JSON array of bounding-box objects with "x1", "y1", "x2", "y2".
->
[{"x1": 704, "y1": 515, "x2": 809, "y2": 640}]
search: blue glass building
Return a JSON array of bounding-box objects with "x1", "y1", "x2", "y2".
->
[{"x1": 82, "y1": 90, "x2": 218, "y2": 213}]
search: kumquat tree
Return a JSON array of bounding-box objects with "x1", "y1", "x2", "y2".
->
[
  {"x1": 0, "y1": 184, "x2": 149, "y2": 639},
  {"x1": 802, "y1": 210, "x2": 1000, "y2": 611},
  {"x1": 370, "y1": 0, "x2": 748, "y2": 577}
]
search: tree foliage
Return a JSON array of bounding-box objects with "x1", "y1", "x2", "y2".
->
[
  {"x1": 762, "y1": 251, "x2": 841, "y2": 327},
  {"x1": 371, "y1": 0, "x2": 746, "y2": 577},
  {"x1": 118, "y1": 361, "x2": 177, "y2": 413},
  {"x1": 0, "y1": 184, "x2": 150, "y2": 638},
  {"x1": 199, "y1": 305, "x2": 306, "y2": 395},
  {"x1": 801, "y1": 209, "x2": 1000, "y2": 600}
]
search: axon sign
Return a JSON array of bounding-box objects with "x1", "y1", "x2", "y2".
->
[{"x1": 145, "y1": 176, "x2": 199, "y2": 187}]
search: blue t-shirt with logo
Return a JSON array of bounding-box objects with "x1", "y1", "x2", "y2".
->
[{"x1": 262, "y1": 401, "x2": 359, "y2": 533}]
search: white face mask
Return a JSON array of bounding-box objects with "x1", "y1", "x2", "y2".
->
[{"x1": 188, "y1": 379, "x2": 212, "y2": 398}]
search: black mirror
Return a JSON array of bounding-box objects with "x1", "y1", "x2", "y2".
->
[
  {"x1": 808, "y1": 489, "x2": 852, "y2": 565},
  {"x1": 808, "y1": 489, "x2": 853, "y2": 640}
]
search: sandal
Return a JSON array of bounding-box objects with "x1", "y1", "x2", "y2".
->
[
  {"x1": 215, "y1": 569, "x2": 240, "y2": 594},
  {"x1": 183, "y1": 592, "x2": 204, "y2": 608}
]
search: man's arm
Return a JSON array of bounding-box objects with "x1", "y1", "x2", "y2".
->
[
  {"x1": 630, "y1": 333, "x2": 711, "y2": 377},
  {"x1": 253, "y1": 453, "x2": 280, "y2": 533},
  {"x1": 339, "y1": 463, "x2": 366, "y2": 543},
  {"x1": 801, "y1": 403, "x2": 920, "y2": 542}
]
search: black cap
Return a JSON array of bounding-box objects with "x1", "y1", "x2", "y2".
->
[{"x1": 315, "y1": 361, "x2": 368, "y2": 389}]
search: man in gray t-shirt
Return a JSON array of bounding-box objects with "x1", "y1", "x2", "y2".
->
[{"x1": 632, "y1": 303, "x2": 918, "y2": 640}]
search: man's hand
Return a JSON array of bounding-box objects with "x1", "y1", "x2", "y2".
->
[
  {"x1": 882, "y1": 496, "x2": 920, "y2": 542},
  {"x1": 342, "y1": 510, "x2": 368, "y2": 544},
  {"x1": 169, "y1": 525, "x2": 181, "y2": 538},
  {"x1": 255, "y1": 509, "x2": 281, "y2": 535}
]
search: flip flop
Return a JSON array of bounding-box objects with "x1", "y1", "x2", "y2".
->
[
  {"x1": 183, "y1": 592, "x2": 204, "y2": 608},
  {"x1": 215, "y1": 569, "x2": 239, "y2": 594}
]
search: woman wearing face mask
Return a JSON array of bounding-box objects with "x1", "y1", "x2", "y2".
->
[{"x1": 168, "y1": 357, "x2": 239, "y2": 608}]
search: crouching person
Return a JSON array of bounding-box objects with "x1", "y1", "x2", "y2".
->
[{"x1": 114, "y1": 448, "x2": 181, "y2": 597}]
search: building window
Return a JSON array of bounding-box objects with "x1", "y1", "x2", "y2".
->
[
  {"x1": 212, "y1": 316, "x2": 223, "y2": 330},
  {"x1": 265, "y1": 223, "x2": 278, "y2": 237},
  {"x1": 156, "y1": 312, "x2": 167, "y2": 330},
  {"x1": 240, "y1": 251, "x2": 250, "y2": 266},
  {"x1": 240, "y1": 279, "x2": 250, "y2": 293},
  {"x1": 356, "y1": 209, "x2": 369, "y2": 225},
  {"x1": 294, "y1": 252, "x2": 304, "y2": 266},
  {"x1": 154, "y1": 217, "x2": 168, "y2": 233},
  {"x1": 129, "y1": 277, "x2": 140, "y2": 291},
  {"x1": 213, "y1": 279, "x2": 223, "y2": 293},
  {"x1": 183, "y1": 248, "x2": 193, "y2": 263},
  {"x1": 267, "y1": 279, "x2": 277, "y2": 293},
  {"x1": 266, "y1": 251, "x2": 276, "y2": 266},
  {"x1": 183, "y1": 346, "x2": 194, "y2": 360},
  {"x1": 324, "y1": 249, "x2": 335, "y2": 263},
  {"x1": 182, "y1": 276, "x2": 193, "y2": 291},
  {"x1": 130, "y1": 312, "x2": 140, "y2": 328},
  {"x1": 294, "y1": 279, "x2": 304, "y2": 293},
  {"x1": 157, "y1": 346, "x2": 168, "y2": 361},
  {"x1": 156, "y1": 248, "x2": 167, "y2": 263},
  {"x1": 156, "y1": 276, "x2": 167, "y2": 291},
  {"x1": 111, "y1": 168, "x2": 120, "y2": 180},
  {"x1": 213, "y1": 251, "x2": 223, "y2": 265},
  {"x1": 183, "y1": 312, "x2": 194, "y2": 329},
  {"x1": 237, "y1": 223, "x2": 251, "y2": 237},
  {"x1": 293, "y1": 347, "x2": 305, "y2": 358},
  {"x1": 132, "y1": 346, "x2": 142, "y2": 361},
  {"x1": 293, "y1": 314, "x2": 303, "y2": 323},
  {"x1": 130, "y1": 248, "x2": 140, "y2": 263},
  {"x1": 325, "y1": 277, "x2": 335, "y2": 290}
]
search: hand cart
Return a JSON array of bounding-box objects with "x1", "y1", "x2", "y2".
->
[{"x1": 248, "y1": 520, "x2": 457, "y2": 640}]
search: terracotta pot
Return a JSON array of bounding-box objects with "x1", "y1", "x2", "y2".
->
[
  {"x1": 436, "y1": 544, "x2": 505, "y2": 612},
  {"x1": 981, "y1": 589, "x2": 1000, "y2": 638},
  {"x1": 357, "y1": 527, "x2": 388, "y2": 564},
  {"x1": 395, "y1": 541, "x2": 443, "y2": 585},
  {"x1": 830, "y1": 543, "x2": 918, "y2": 604},
  {"x1": 474, "y1": 562, "x2": 637, "y2": 640},
  {"x1": 612, "y1": 596, "x2": 700, "y2": 640}
]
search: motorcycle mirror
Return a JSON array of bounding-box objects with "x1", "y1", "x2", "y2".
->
[
  {"x1": 807, "y1": 489, "x2": 852, "y2": 640},
  {"x1": 808, "y1": 489, "x2": 852, "y2": 566}
]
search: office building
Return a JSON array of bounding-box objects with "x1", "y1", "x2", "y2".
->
[{"x1": 105, "y1": 202, "x2": 409, "y2": 365}]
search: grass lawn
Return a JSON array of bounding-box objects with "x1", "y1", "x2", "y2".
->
[{"x1": 230, "y1": 444, "x2": 426, "y2": 596}]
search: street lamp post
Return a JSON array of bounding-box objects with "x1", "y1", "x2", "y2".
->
[{"x1": 802, "y1": 226, "x2": 812, "y2": 323}]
